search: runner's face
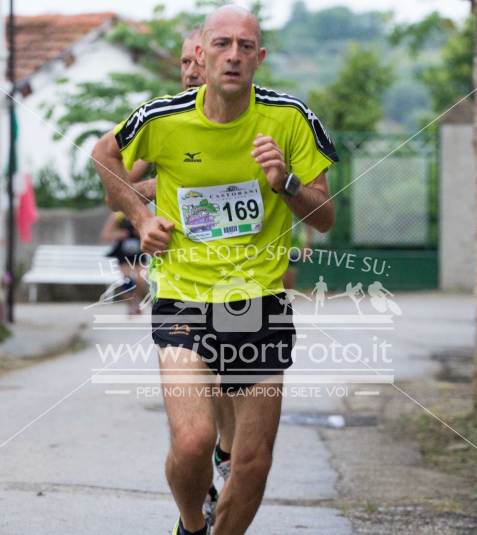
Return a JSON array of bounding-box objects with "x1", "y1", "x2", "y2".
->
[
  {"x1": 181, "y1": 38, "x2": 205, "y2": 89},
  {"x1": 199, "y1": 16, "x2": 266, "y2": 96}
]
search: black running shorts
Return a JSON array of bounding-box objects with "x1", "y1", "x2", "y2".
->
[{"x1": 151, "y1": 292, "x2": 295, "y2": 391}]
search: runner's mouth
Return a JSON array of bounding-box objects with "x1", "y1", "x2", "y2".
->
[{"x1": 223, "y1": 71, "x2": 240, "y2": 78}]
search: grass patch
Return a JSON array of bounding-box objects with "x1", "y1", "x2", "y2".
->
[
  {"x1": 363, "y1": 500, "x2": 378, "y2": 514},
  {"x1": 0, "y1": 322, "x2": 11, "y2": 343},
  {"x1": 401, "y1": 410, "x2": 477, "y2": 477}
]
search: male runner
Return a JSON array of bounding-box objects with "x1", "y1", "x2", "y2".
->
[
  {"x1": 93, "y1": 6, "x2": 337, "y2": 535},
  {"x1": 122, "y1": 28, "x2": 235, "y2": 515}
]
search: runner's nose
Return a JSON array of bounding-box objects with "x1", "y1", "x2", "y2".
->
[{"x1": 227, "y1": 42, "x2": 241, "y2": 64}]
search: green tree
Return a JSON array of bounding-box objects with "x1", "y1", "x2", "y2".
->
[
  {"x1": 389, "y1": 12, "x2": 455, "y2": 55},
  {"x1": 308, "y1": 43, "x2": 394, "y2": 132},
  {"x1": 390, "y1": 12, "x2": 474, "y2": 113},
  {"x1": 422, "y1": 16, "x2": 474, "y2": 112}
]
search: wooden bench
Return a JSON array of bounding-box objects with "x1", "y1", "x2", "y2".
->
[{"x1": 22, "y1": 245, "x2": 123, "y2": 302}]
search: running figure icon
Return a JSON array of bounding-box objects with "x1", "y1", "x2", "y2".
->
[{"x1": 311, "y1": 275, "x2": 328, "y2": 313}]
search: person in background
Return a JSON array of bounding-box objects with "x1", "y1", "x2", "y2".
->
[{"x1": 101, "y1": 211, "x2": 148, "y2": 315}]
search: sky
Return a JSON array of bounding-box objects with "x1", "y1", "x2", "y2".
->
[{"x1": 1, "y1": 0, "x2": 470, "y2": 28}]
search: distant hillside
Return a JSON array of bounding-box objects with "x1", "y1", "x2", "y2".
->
[{"x1": 269, "y1": 3, "x2": 448, "y2": 131}]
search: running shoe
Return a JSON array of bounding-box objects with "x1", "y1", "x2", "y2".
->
[
  {"x1": 203, "y1": 484, "x2": 218, "y2": 526},
  {"x1": 214, "y1": 446, "x2": 231, "y2": 481},
  {"x1": 172, "y1": 517, "x2": 211, "y2": 535}
]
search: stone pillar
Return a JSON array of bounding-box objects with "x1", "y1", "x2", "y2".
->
[{"x1": 440, "y1": 101, "x2": 475, "y2": 292}]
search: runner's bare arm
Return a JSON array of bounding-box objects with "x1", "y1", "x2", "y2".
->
[
  {"x1": 283, "y1": 172, "x2": 334, "y2": 233},
  {"x1": 92, "y1": 131, "x2": 173, "y2": 254},
  {"x1": 252, "y1": 134, "x2": 334, "y2": 233},
  {"x1": 132, "y1": 178, "x2": 157, "y2": 204},
  {"x1": 128, "y1": 160, "x2": 152, "y2": 183},
  {"x1": 105, "y1": 178, "x2": 156, "y2": 210},
  {"x1": 92, "y1": 131, "x2": 151, "y2": 223}
]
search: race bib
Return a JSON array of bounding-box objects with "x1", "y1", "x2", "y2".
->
[{"x1": 178, "y1": 179, "x2": 264, "y2": 242}]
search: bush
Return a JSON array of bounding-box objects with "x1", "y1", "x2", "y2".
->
[{"x1": 34, "y1": 162, "x2": 104, "y2": 209}]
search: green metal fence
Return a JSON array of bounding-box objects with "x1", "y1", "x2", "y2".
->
[{"x1": 296, "y1": 132, "x2": 439, "y2": 290}]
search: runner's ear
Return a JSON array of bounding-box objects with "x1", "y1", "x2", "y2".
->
[
  {"x1": 257, "y1": 47, "x2": 267, "y2": 66},
  {"x1": 196, "y1": 44, "x2": 205, "y2": 67}
]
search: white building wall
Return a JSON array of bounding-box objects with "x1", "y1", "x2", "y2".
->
[
  {"x1": 440, "y1": 123, "x2": 475, "y2": 292},
  {"x1": 17, "y1": 39, "x2": 150, "y2": 183}
]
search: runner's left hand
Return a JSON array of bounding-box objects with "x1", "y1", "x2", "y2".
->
[{"x1": 252, "y1": 134, "x2": 287, "y2": 193}]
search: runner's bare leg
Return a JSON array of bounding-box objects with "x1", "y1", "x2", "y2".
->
[
  {"x1": 159, "y1": 347, "x2": 217, "y2": 532},
  {"x1": 213, "y1": 375, "x2": 283, "y2": 534}
]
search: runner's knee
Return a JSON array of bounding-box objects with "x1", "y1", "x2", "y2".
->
[
  {"x1": 233, "y1": 444, "x2": 273, "y2": 484},
  {"x1": 171, "y1": 426, "x2": 216, "y2": 463}
]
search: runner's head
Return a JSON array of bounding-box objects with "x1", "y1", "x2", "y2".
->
[
  {"x1": 198, "y1": 5, "x2": 266, "y2": 98},
  {"x1": 181, "y1": 27, "x2": 205, "y2": 89}
]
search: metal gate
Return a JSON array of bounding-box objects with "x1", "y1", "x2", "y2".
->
[{"x1": 297, "y1": 132, "x2": 439, "y2": 290}]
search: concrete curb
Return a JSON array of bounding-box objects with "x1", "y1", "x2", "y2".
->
[{"x1": 0, "y1": 321, "x2": 86, "y2": 368}]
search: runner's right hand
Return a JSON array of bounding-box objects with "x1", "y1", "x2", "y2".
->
[{"x1": 138, "y1": 216, "x2": 174, "y2": 256}]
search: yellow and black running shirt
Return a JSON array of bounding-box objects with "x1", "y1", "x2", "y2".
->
[{"x1": 114, "y1": 84, "x2": 338, "y2": 303}]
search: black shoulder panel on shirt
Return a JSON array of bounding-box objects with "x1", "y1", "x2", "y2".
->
[
  {"x1": 255, "y1": 85, "x2": 339, "y2": 163},
  {"x1": 115, "y1": 88, "x2": 199, "y2": 150}
]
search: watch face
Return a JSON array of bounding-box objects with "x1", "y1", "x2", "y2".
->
[{"x1": 285, "y1": 174, "x2": 300, "y2": 196}]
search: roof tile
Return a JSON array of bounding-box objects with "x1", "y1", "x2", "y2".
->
[{"x1": 6, "y1": 13, "x2": 117, "y2": 82}]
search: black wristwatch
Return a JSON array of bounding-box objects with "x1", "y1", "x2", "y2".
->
[{"x1": 282, "y1": 173, "x2": 301, "y2": 196}]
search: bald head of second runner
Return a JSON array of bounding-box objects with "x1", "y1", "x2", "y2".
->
[{"x1": 180, "y1": 27, "x2": 205, "y2": 89}]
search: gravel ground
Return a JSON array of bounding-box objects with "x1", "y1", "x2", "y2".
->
[{"x1": 351, "y1": 506, "x2": 477, "y2": 534}]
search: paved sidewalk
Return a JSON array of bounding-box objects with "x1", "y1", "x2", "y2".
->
[
  {"x1": 0, "y1": 292, "x2": 473, "y2": 534},
  {"x1": 0, "y1": 301, "x2": 352, "y2": 534},
  {"x1": 0, "y1": 303, "x2": 88, "y2": 367}
]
